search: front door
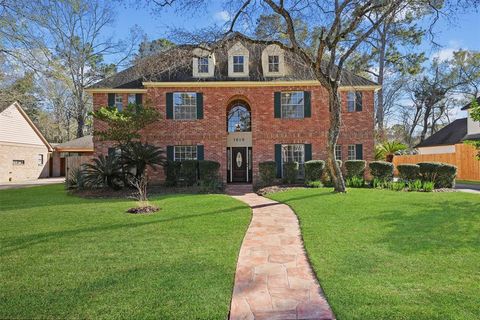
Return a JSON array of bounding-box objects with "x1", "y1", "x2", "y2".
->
[{"x1": 231, "y1": 147, "x2": 247, "y2": 182}]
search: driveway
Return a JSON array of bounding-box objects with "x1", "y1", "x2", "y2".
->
[
  {"x1": 455, "y1": 183, "x2": 480, "y2": 194},
  {"x1": 0, "y1": 177, "x2": 65, "y2": 190}
]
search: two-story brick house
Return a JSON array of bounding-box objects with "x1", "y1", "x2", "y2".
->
[{"x1": 87, "y1": 34, "x2": 379, "y2": 184}]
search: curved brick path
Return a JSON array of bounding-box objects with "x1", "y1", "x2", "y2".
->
[{"x1": 227, "y1": 185, "x2": 335, "y2": 320}]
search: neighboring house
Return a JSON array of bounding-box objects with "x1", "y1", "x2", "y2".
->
[
  {"x1": 0, "y1": 101, "x2": 52, "y2": 182},
  {"x1": 86, "y1": 33, "x2": 379, "y2": 184},
  {"x1": 51, "y1": 135, "x2": 94, "y2": 177},
  {"x1": 416, "y1": 97, "x2": 480, "y2": 154}
]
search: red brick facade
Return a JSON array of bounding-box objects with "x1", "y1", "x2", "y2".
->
[{"x1": 93, "y1": 84, "x2": 375, "y2": 184}]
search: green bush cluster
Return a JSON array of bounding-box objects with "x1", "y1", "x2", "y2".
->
[
  {"x1": 282, "y1": 162, "x2": 299, "y2": 184},
  {"x1": 369, "y1": 161, "x2": 394, "y2": 182},
  {"x1": 304, "y1": 160, "x2": 325, "y2": 182},
  {"x1": 164, "y1": 160, "x2": 221, "y2": 187},
  {"x1": 397, "y1": 164, "x2": 420, "y2": 181},
  {"x1": 418, "y1": 162, "x2": 457, "y2": 188},
  {"x1": 345, "y1": 160, "x2": 366, "y2": 179},
  {"x1": 372, "y1": 178, "x2": 434, "y2": 192},
  {"x1": 346, "y1": 176, "x2": 365, "y2": 188},
  {"x1": 258, "y1": 161, "x2": 277, "y2": 186}
]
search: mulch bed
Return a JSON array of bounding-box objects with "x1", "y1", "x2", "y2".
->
[{"x1": 126, "y1": 206, "x2": 159, "y2": 214}]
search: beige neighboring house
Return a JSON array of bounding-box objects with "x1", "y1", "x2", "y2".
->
[{"x1": 0, "y1": 101, "x2": 53, "y2": 182}]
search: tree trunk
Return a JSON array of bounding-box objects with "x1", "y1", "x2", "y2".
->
[
  {"x1": 76, "y1": 114, "x2": 85, "y2": 138},
  {"x1": 376, "y1": 24, "x2": 387, "y2": 138},
  {"x1": 327, "y1": 87, "x2": 346, "y2": 193}
]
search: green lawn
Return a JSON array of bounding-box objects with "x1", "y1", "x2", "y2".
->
[
  {"x1": 268, "y1": 188, "x2": 480, "y2": 320},
  {"x1": 0, "y1": 185, "x2": 251, "y2": 319}
]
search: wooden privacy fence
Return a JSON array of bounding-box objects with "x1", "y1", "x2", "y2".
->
[
  {"x1": 393, "y1": 144, "x2": 480, "y2": 181},
  {"x1": 66, "y1": 155, "x2": 93, "y2": 180}
]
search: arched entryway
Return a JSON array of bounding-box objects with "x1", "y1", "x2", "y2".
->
[{"x1": 226, "y1": 100, "x2": 252, "y2": 183}]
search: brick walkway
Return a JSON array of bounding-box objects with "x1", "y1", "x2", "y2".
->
[{"x1": 227, "y1": 185, "x2": 334, "y2": 320}]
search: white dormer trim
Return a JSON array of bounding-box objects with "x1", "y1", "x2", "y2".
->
[
  {"x1": 262, "y1": 44, "x2": 285, "y2": 77},
  {"x1": 467, "y1": 109, "x2": 480, "y2": 135},
  {"x1": 192, "y1": 48, "x2": 215, "y2": 78},
  {"x1": 228, "y1": 42, "x2": 249, "y2": 78}
]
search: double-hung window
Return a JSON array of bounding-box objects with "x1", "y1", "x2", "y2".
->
[
  {"x1": 198, "y1": 57, "x2": 209, "y2": 74},
  {"x1": 348, "y1": 145, "x2": 356, "y2": 160},
  {"x1": 173, "y1": 92, "x2": 197, "y2": 120},
  {"x1": 115, "y1": 94, "x2": 123, "y2": 112},
  {"x1": 335, "y1": 145, "x2": 342, "y2": 160},
  {"x1": 347, "y1": 91, "x2": 363, "y2": 112},
  {"x1": 268, "y1": 55, "x2": 279, "y2": 72},
  {"x1": 282, "y1": 144, "x2": 305, "y2": 177},
  {"x1": 233, "y1": 55, "x2": 244, "y2": 73},
  {"x1": 174, "y1": 146, "x2": 197, "y2": 161},
  {"x1": 127, "y1": 94, "x2": 136, "y2": 105},
  {"x1": 281, "y1": 91, "x2": 304, "y2": 119},
  {"x1": 38, "y1": 154, "x2": 44, "y2": 166}
]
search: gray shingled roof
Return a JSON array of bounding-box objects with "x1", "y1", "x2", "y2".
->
[
  {"x1": 55, "y1": 135, "x2": 93, "y2": 150},
  {"x1": 416, "y1": 119, "x2": 468, "y2": 148},
  {"x1": 90, "y1": 34, "x2": 377, "y2": 89}
]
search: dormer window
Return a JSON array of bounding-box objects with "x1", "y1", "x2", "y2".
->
[
  {"x1": 233, "y1": 56, "x2": 245, "y2": 73},
  {"x1": 198, "y1": 57, "x2": 209, "y2": 74},
  {"x1": 192, "y1": 48, "x2": 215, "y2": 78},
  {"x1": 268, "y1": 55, "x2": 279, "y2": 72},
  {"x1": 262, "y1": 44, "x2": 285, "y2": 77},
  {"x1": 228, "y1": 42, "x2": 249, "y2": 77}
]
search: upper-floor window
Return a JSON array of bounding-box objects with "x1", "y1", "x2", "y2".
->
[
  {"x1": 173, "y1": 92, "x2": 197, "y2": 120},
  {"x1": 198, "y1": 57, "x2": 209, "y2": 73},
  {"x1": 227, "y1": 104, "x2": 251, "y2": 132},
  {"x1": 128, "y1": 94, "x2": 136, "y2": 105},
  {"x1": 347, "y1": 91, "x2": 363, "y2": 112},
  {"x1": 268, "y1": 55, "x2": 279, "y2": 72},
  {"x1": 174, "y1": 145, "x2": 197, "y2": 161},
  {"x1": 335, "y1": 145, "x2": 342, "y2": 160},
  {"x1": 115, "y1": 94, "x2": 123, "y2": 112},
  {"x1": 281, "y1": 91, "x2": 304, "y2": 119},
  {"x1": 233, "y1": 55, "x2": 245, "y2": 73},
  {"x1": 12, "y1": 159, "x2": 25, "y2": 166}
]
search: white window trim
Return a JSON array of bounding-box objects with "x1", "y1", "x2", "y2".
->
[
  {"x1": 192, "y1": 48, "x2": 215, "y2": 78},
  {"x1": 173, "y1": 145, "x2": 198, "y2": 161},
  {"x1": 347, "y1": 144, "x2": 356, "y2": 160},
  {"x1": 281, "y1": 91, "x2": 305, "y2": 119},
  {"x1": 173, "y1": 92, "x2": 197, "y2": 120},
  {"x1": 115, "y1": 94, "x2": 123, "y2": 111},
  {"x1": 262, "y1": 44, "x2": 285, "y2": 77},
  {"x1": 281, "y1": 144, "x2": 305, "y2": 177},
  {"x1": 228, "y1": 42, "x2": 249, "y2": 77},
  {"x1": 127, "y1": 93, "x2": 136, "y2": 105},
  {"x1": 335, "y1": 145, "x2": 342, "y2": 160}
]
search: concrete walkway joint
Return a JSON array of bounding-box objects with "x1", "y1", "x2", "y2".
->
[{"x1": 227, "y1": 185, "x2": 335, "y2": 320}]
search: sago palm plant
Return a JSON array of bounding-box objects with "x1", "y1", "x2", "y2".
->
[{"x1": 376, "y1": 141, "x2": 407, "y2": 162}]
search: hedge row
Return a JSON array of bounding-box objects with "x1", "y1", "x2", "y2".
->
[
  {"x1": 164, "y1": 160, "x2": 220, "y2": 186},
  {"x1": 258, "y1": 159, "x2": 457, "y2": 189}
]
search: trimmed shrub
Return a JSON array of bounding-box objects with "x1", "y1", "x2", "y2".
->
[
  {"x1": 345, "y1": 160, "x2": 366, "y2": 179},
  {"x1": 259, "y1": 161, "x2": 276, "y2": 186},
  {"x1": 418, "y1": 162, "x2": 457, "y2": 188},
  {"x1": 369, "y1": 161, "x2": 394, "y2": 181},
  {"x1": 321, "y1": 160, "x2": 342, "y2": 187},
  {"x1": 179, "y1": 160, "x2": 198, "y2": 186},
  {"x1": 282, "y1": 162, "x2": 298, "y2": 184},
  {"x1": 198, "y1": 160, "x2": 220, "y2": 184},
  {"x1": 305, "y1": 160, "x2": 325, "y2": 182},
  {"x1": 397, "y1": 164, "x2": 420, "y2": 181},
  {"x1": 164, "y1": 160, "x2": 181, "y2": 187}
]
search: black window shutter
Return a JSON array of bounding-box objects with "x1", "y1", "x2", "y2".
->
[
  {"x1": 275, "y1": 144, "x2": 282, "y2": 178},
  {"x1": 355, "y1": 92, "x2": 363, "y2": 111},
  {"x1": 135, "y1": 93, "x2": 142, "y2": 105},
  {"x1": 304, "y1": 91, "x2": 311, "y2": 117},
  {"x1": 108, "y1": 147, "x2": 116, "y2": 158},
  {"x1": 167, "y1": 146, "x2": 174, "y2": 161},
  {"x1": 355, "y1": 144, "x2": 363, "y2": 160},
  {"x1": 304, "y1": 144, "x2": 312, "y2": 161},
  {"x1": 196, "y1": 93, "x2": 203, "y2": 119},
  {"x1": 166, "y1": 92, "x2": 173, "y2": 119},
  {"x1": 274, "y1": 92, "x2": 281, "y2": 118},
  {"x1": 108, "y1": 93, "x2": 115, "y2": 107},
  {"x1": 197, "y1": 145, "x2": 204, "y2": 160}
]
